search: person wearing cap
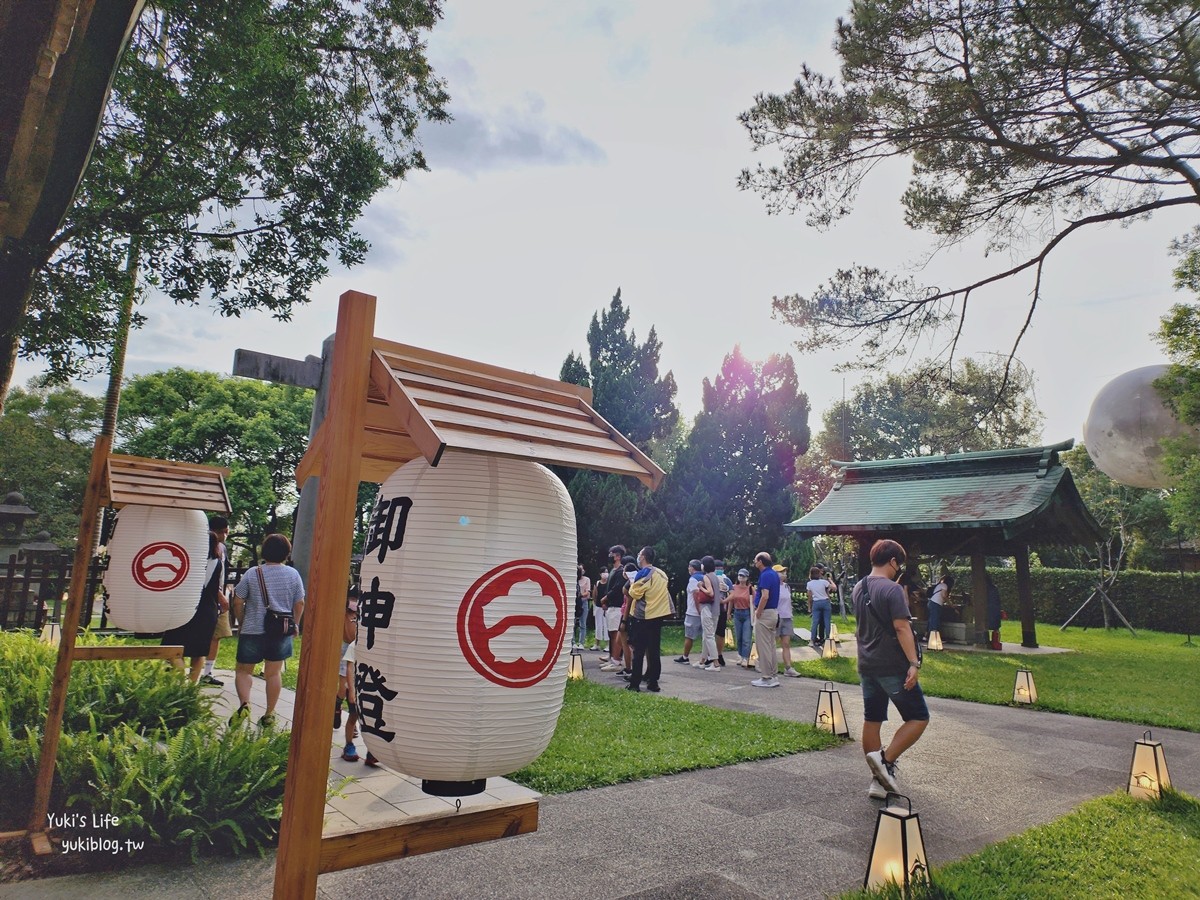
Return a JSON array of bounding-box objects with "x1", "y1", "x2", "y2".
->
[
  {"x1": 751, "y1": 551, "x2": 781, "y2": 687},
  {"x1": 774, "y1": 564, "x2": 800, "y2": 677},
  {"x1": 674, "y1": 559, "x2": 705, "y2": 665},
  {"x1": 728, "y1": 568, "x2": 754, "y2": 666}
]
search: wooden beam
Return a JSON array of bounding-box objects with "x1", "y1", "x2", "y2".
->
[
  {"x1": 971, "y1": 544, "x2": 988, "y2": 648},
  {"x1": 318, "y1": 801, "x2": 538, "y2": 874},
  {"x1": 28, "y1": 432, "x2": 112, "y2": 839},
  {"x1": 29, "y1": 831, "x2": 52, "y2": 856},
  {"x1": 108, "y1": 453, "x2": 232, "y2": 478},
  {"x1": 274, "y1": 291, "x2": 376, "y2": 900},
  {"x1": 370, "y1": 350, "x2": 446, "y2": 466},
  {"x1": 73, "y1": 645, "x2": 183, "y2": 662},
  {"x1": 1014, "y1": 545, "x2": 1038, "y2": 648}
]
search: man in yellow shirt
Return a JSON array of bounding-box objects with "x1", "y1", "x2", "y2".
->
[{"x1": 626, "y1": 546, "x2": 672, "y2": 692}]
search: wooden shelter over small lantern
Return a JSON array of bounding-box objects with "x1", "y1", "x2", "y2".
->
[
  {"x1": 26, "y1": 455, "x2": 231, "y2": 853},
  {"x1": 100, "y1": 454, "x2": 232, "y2": 512},
  {"x1": 786, "y1": 441, "x2": 1103, "y2": 648},
  {"x1": 275, "y1": 291, "x2": 664, "y2": 900}
]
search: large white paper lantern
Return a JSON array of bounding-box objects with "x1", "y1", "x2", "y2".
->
[
  {"x1": 356, "y1": 451, "x2": 576, "y2": 796},
  {"x1": 103, "y1": 505, "x2": 209, "y2": 632}
]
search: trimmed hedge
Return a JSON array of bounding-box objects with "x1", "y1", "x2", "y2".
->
[{"x1": 947, "y1": 567, "x2": 1200, "y2": 634}]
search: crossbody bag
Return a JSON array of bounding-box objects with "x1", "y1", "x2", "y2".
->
[
  {"x1": 861, "y1": 580, "x2": 921, "y2": 668},
  {"x1": 256, "y1": 567, "x2": 296, "y2": 637}
]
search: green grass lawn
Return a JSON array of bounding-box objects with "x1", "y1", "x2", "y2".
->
[
  {"x1": 844, "y1": 790, "x2": 1200, "y2": 899},
  {"x1": 791, "y1": 619, "x2": 1200, "y2": 732},
  {"x1": 107, "y1": 611, "x2": 1200, "y2": 732},
  {"x1": 507, "y1": 678, "x2": 840, "y2": 794}
]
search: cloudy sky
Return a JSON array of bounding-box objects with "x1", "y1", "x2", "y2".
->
[{"x1": 17, "y1": 0, "x2": 1190, "y2": 448}]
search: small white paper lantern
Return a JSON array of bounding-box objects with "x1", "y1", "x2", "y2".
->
[
  {"x1": 927, "y1": 631, "x2": 944, "y2": 651},
  {"x1": 864, "y1": 793, "x2": 929, "y2": 891},
  {"x1": 1013, "y1": 667, "x2": 1038, "y2": 705},
  {"x1": 103, "y1": 505, "x2": 209, "y2": 632},
  {"x1": 814, "y1": 681, "x2": 849, "y2": 737},
  {"x1": 356, "y1": 451, "x2": 576, "y2": 796},
  {"x1": 822, "y1": 637, "x2": 839, "y2": 659},
  {"x1": 567, "y1": 648, "x2": 585, "y2": 681},
  {"x1": 1128, "y1": 730, "x2": 1172, "y2": 800}
]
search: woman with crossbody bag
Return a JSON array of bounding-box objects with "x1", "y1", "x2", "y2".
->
[
  {"x1": 230, "y1": 533, "x2": 305, "y2": 727},
  {"x1": 697, "y1": 556, "x2": 721, "y2": 671}
]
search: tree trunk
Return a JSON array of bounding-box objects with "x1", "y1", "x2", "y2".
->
[
  {"x1": 0, "y1": 240, "x2": 42, "y2": 414},
  {"x1": 99, "y1": 238, "x2": 141, "y2": 437}
]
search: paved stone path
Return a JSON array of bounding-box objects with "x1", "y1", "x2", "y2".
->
[{"x1": 4, "y1": 650, "x2": 1197, "y2": 899}]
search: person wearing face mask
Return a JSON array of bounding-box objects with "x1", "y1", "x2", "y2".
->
[
  {"x1": 853, "y1": 539, "x2": 929, "y2": 801},
  {"x1": 728, "y1": 568, "x2": 754, "y2": 666}
]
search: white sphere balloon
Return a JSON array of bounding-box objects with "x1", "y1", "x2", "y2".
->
[
  {"x1": 356, "y1": 451, "x2": 576, "y2": 796},
  {"x1": 1083, "y1": 365, "x2": 1199, "y2": 488},
  {"x1": 103, "y1": 505, "x2": 209, "y2": 631}
]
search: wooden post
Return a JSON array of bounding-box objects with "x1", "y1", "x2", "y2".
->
[
  {"x1": 1014, "y1": 545, "x2": 1038, "y2": 648},
  {"x1": 27, "y1": 432, "x2": 111, "y2": 841},
  {"x1": 971, "y1": 543, "x2": 988, "y2": 648},
  {"x1": 273, "y1": 291, "x2": 376, "y2": 900}
]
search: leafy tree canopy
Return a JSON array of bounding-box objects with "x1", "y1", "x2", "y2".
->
[
  {"x1": 1056, "y1": 445, "x2": 1175, "y2": 573},
  {"x1": 579, "y1": 289, "x2": 679, "y2": 450},
  {"x1": 0, "y1": 382, "x2": 103, "y2": 546},
  {"x1": 740, "y1": 0, "x2": 1200, "y2": 370},
  {"x1": 818, "y1": 356, "x2": 1043, "y2": 461},
  {"x1": 656, "y1": 347, "x2": 811, "y2": 585},
  {"x1": 1155, "y1": 303, "x2": 1200, "y2": 538},
  {"x1": 115, "y1": 369, "x2": 314, "y2": 541},
  {"x1": 2, "y1": 0, "x2": 449, "y2": 399}
]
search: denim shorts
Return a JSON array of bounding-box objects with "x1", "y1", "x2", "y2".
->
[
  {"x1": 776, "y1": 616, "x2": 793, "y2": 637},
  {"x1": 683, "y1": 615, "x2": 703, "y2": 640},
  {"x1": 861, "y1": 672, "x2": 930, "y2": 723},
  {"x1": 236, "y1": 631, "x2": 294, "y2": 664}
]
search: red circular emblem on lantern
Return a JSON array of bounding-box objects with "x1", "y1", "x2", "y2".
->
[
  {"x1": 130, "y1": 541, "x2": 190, "y2": 592},
  {"x1": 457, "y1": 559, "x2": 568, "y2": 688}
]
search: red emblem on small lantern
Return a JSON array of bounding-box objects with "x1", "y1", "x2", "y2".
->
[
  {"x1": 457, "y1": 559, "x2": 568, "y2": 687},
  {"x1": 130, "y1": 541, "x2": 190, "y2": 592}
]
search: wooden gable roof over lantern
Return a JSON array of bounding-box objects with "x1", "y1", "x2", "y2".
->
[
  {"x1": 101, "y1": 454, "x2": 232, "y2": 512},
  {"x1": 297, "y1": 339, "x2": 665, "y2": 488}
]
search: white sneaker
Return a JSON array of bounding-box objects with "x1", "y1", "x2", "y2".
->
[
  {"x1": 868, "y1": 778, "x2": 888, "y2": 800},
  {"x1": 751, "y1": 677, "x2": 780, "y2": 688},
  {"x1": 599, "y1": 662, "x2": 622, "y2": 672},
  {"x1": 783, "y1": 668, "x2": 801, "y2": 678},
  {"x1": 703, "y1": 663, "x2": 721, "y2": 672},
  {"x1": 866, "y1": 750, "x2": 900, "y2": 793}
]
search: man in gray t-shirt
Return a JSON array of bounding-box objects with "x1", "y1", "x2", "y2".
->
[{"x1": 852, "y1": 539, "x2": 929, "y2": 801}]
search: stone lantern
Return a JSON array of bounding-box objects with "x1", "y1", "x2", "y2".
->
[{"x1": 0, "y1": 492, "x2": 38, "y2": 564}]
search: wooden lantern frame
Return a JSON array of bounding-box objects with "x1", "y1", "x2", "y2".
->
[
  {"x1": 863, "y1": 792, "x2": 929, "y2": 891},
  {"x1": 273, "y1": 291, "x2": 664, "y2": 899},
  {"x1": 24, "y1": 455, "x2": 231, "y2": 853},
  {"x1": 1127, "y1": 730, "x2": 1172, "y2": 800},
  {"x1": 1013, "y1": 667, "x2": 1038, "y2": 705},
  {"x1": 813, "y1": 680, "x2": 850, "y2": 737}
]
